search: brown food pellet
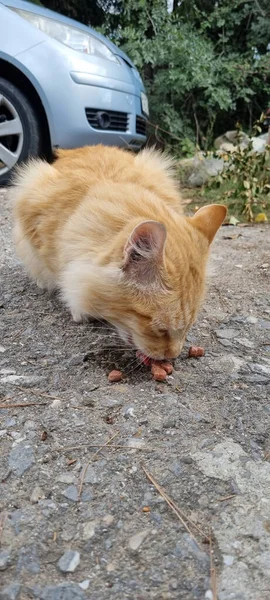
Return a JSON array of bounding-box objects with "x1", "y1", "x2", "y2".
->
[
  {"x1": 188, "y1": 346, "x2": 205, "y2": 358},
  {"x1": 151, "y1": 363, "x2": 167, "y2": 382},
  {"x1": 142, "y1": 506, "x2": 151, "y2": 512},
  {"x1": 160, "y1": 361, "x2": 173, "y2": 374},
  {"x1": 108, "y1": 369, "x2": 123, "y2": 383}
]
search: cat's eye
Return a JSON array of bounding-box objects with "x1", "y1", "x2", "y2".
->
[{"x1": 158, "y1": 328, "x2": 169, "y2": 335}]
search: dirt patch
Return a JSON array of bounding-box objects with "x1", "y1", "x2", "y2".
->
[{"x1": 0, "y1": 186, "x2": 269, "y2": 599}]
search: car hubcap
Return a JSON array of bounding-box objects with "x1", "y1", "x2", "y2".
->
[{"x1": 0, "y1": 94, "x2": 24, "y2": 177}]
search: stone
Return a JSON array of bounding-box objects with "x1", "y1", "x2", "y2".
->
[
  {"x1": 0, "y1": 374, "x2": 43, "y2": 386},
  {"x1": 0, "y1": 550, "x2": 10, "y2": 570},
  {"x1": 41, "y1": 584, "x2": 85, "y2": 600},
  {"x1": 62, "y1": 485, "x2": 92, "y2": 502},
  {"x1": 0, "y1": 584, "x2": 20, "y2": 600},
  {"x1": 129, "y1": 530, "x2": 149, "y2": 551},
  {"x1": 57, "y1": 550, "x2": 80, "y2": 573},
  {"x1": 215, "y1": 328, "x2": 239, "y2": 339},
  {"x1": 175, "y1": 533, "x2": 209, "y2": 567},
  {"x1": 78, "y1": 581, "x2": 90, "y2": 591},
  {"x1": 9, "y1": 443, "x2": 35, "y2": 476},
  {"x1": 235, "y1": 337, "x2": 254, "y2": 348},
  {"x1": 249, "y1": 363, "x2": 270, "y2": 376},
  {"x1": 123, "y1": 406, "x2": 136, "y2": 418},
  {"x1": 245, "y1": 374, "x2": 269, "y2": 384},
  {"x1": 83, "y1": 466, "x2": 98, "y2": 484},
  {"x1": 30, "y1": 485, "x2": 44, "y2": 504},
  {"x1": 82, "y1": 520, "x2": 96, "y2": 540},
  {"x1": 16, "y1": 544, "x2": 40, "y2": 574},
  {"x1": 218, "y1": 339, "x2": 232, "y2": 347},
  {"x1": 0, "y1": 345, "x2": 6, "y2": 352},
  {"x1": 4, "y1": 418, "x2": 16, "y2": 427},
  {"x1": 163, "y1": 419, "x2": 176, "y2": 429},
  {"x1": 62, "y1": 485, "x2": 78, "y2": 502},
  {"x1": 214, "y1": 130, "x2": 249, "y2": 150},
  {"x1": 169, "y1": 461, "x2": 182, "y2": 476},
  {"x1": 246, "y1": 316, "x2": 258, "y2": 324},
  {"x1": 56, "y1": 473, "x2": 76, "y2": 484},
  {"x1": 126, "y1": 438, "x2": 146, "y2": 450},
  {"x1": 192, "y1": 438, "x2": 270, "y2": 600}
]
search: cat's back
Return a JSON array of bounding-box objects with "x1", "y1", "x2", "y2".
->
[
  {"x1": 11, "y1": 144, "x2": 182, "y2": 222},
  {"x1": 55, "y1": 145, "x2": 182, "y2": 210}
]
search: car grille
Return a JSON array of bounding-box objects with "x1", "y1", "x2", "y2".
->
[
  {"x1": 136, "y1": 116, "x2": 147, "y2": 136},
  {"x1": 85, "y1": 108, "x2": 128, "y2": 132}
]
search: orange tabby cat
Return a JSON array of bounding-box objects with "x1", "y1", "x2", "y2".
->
[{"x1": 11, "y1": 145, "x2": 226, "y2": 360}]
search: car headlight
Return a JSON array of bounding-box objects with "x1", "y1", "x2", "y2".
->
[{"x1": 12, "y1": 8, "x2": 119, "y2": 63}]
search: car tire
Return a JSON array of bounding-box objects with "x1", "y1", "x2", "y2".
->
[{"x1": 0, "y1": 77, "x2": 41, "y2": 186}]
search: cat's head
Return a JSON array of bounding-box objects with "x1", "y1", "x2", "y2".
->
[{"x1": 111, "y1": 204, "x2": 227, "y2": 360}]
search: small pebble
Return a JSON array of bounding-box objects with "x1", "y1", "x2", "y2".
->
[
  {"x1": 0, "y1": 549, "x2": 10, "y2": 571},
  {"x1": 223, "y1": 554, "x2": 234, "y2": 566},
  {"x1": 9, "y1": 443, "x2": 35, "y2": 476},
  {"x1": 215, "y1": 328, "x2": 239, "y2": 340},
  {"x1": 124, "y1": 406, "x2": 135, "y2": 418},
  {"x1": 57, "y1": 550, "x2": 80, "y2": 573},
  {"x1": 82, "y1": 521, "x2": 96, "y2": 540},
  {"x1": 30, "y1": 485, "x2": 44, "y2": 504},
  {"x1": 79, "y1": 580, "x2": 90, "y2": 591},
  {"x1": 129, "y1": 530, "x2": 149, "y2": 551}
]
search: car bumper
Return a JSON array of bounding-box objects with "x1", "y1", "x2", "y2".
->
[
  {"x1": 16, "y1": 40, "x2": 148, "y2": 151},
  {"x1": 53, "y1": 76, "x2": 147, "y2": 151}
]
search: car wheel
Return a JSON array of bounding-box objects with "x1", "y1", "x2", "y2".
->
[{"x1": 0, "y1": 77, "x2": 41, "y2": 186}]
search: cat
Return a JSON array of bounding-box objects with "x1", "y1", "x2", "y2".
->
[{"x1": 11, "y1": 144, "x2": 226, "y2": 360}]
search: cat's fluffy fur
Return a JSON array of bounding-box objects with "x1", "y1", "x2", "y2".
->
[{"x1": 11, "y1": 145, "x2": 226, "y2": 360}]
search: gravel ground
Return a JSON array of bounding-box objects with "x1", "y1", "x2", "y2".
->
[{"x1": 0, "y1": 185, "x2": 270, "y2": 600}]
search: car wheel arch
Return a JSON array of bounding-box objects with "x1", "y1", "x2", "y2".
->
[{"x1": 0, "y1": 56, "x2": 53, "y2": 160}]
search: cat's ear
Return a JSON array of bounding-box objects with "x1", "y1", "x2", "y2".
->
[
  {"x1": 123, "y1": 220, "x2": 166, "y2": 287},
  {"x1": 190, "y1": 204, "x2": 227, "y2": 244}
]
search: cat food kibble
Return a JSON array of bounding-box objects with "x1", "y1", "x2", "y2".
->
[
  {"x1": 137, "y1": 350, "x2": 173, "y2": 381},
  {"x1": 160, "y1": 361, "x2": 173, "y2": 375},
  {"x1": 188, "y1": 346, "x2": 205, "y2": 358},
  {"x1": 108, "y1": 369, "x2": 123, "y2": 383},
  {"x1": 151, "y1": 363, "x2": 168, "y2": 382}
]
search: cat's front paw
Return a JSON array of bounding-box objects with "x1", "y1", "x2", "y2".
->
[
  {"x1": 71, "y1": 310, "x2": 95, "y2": 324},
  {"x1": 71, "y1": 310, "x2": 85, "y2": 323}
]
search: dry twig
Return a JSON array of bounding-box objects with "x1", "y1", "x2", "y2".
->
[
  {"x1": 217, "y1": 494, "x2": 236, "y2": 502},
  {"x1": 0, "y1": 402, "x2": 48, "y2": 409},
  {"x1": 142, "y1": 465, "x2": 209, "y2": 546},
  {"x1": 17, "y1": 386, "x2": 65, "y2": 402},
  {"x1": 59, "y1": 443, "x2": 151, "y2": 453},
  {"x1": 78, "y1": 431, "x2": 119, "y2": 498}
]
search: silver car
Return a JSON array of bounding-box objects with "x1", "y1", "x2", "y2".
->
[{"x1": 0, "y1": 0, "x2": 149, "y2": 184}]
